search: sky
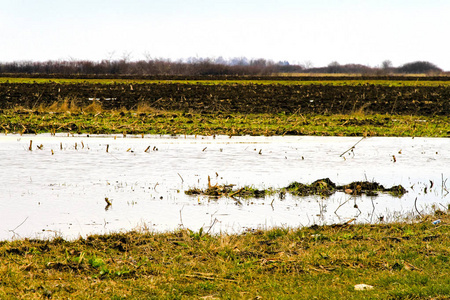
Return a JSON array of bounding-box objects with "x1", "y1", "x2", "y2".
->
[{"x1": 1, "y1": 0, "x2": 449, "y2": 70}]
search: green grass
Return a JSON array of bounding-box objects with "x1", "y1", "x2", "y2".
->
[
  {"x1": 0, "y1": 213, "x2": 448, "y2": 299},
  {"x1": 2, "y1": 107, "x2": 449, "y2": 137},
  {"x1": 1, "y1": 76, "x2": 450, "y2": 86}
]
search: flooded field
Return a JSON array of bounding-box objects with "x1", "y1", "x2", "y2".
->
[{"x1": 0, "y1": 134, "x2": 448, "y2": 240}]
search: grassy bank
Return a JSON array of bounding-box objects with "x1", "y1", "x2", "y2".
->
[
  {"x1": 1, "y1": 212, "x2": 449, "y2": 299},
  {"x1": 2, "y1": 106, "x2": 449, "y2": 137},
  {"x1": 2, "y1": 77, "x2": 450, "y2": 87}
]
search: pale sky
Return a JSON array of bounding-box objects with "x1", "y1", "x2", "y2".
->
[{"x1": 1, "y1": 0, "x2": 449, "y2": 70}]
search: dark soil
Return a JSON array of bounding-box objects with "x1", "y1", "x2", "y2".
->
[{"x1": 1, "y1": 81, "x2": 449, "y2": 116}]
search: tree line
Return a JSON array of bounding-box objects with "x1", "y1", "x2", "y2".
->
[{"x1": 0, "y1": 57, "x2": 444, "y2": 76}]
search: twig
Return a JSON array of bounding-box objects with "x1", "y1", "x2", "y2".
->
[
  {"x1": 442, "y1": 173, "x2": 448, "y2": 195},
  {"x1": 414, "y1": 197, "x2": 423, "y2": 217},
  {"x1": 9, "y1": 217, "x2": 29, "y2": 238},
  {"x1": 228, "y1": 188, "x2": 243, "y2": 198},
  {"x1": 11, "y1": 217, "x2": 29, "y2": 232},
  {"x1": 339, "y1": 137, "x2": 365, "y2": 157},
  {"x1": 182, "y1": 273, "x2": 236, "y2": 282},
  {"x1": 334, "y1": 198, "x2": 352, "y2": 215},
  {"x1": 179, "y1": 205, "x2": 185, "y2": 227},
  {"x1": 177, "y1": 173, "x2": 184, "y2": 183},
  {"x1": 391, "y1": 96, "x2": 398, "y2": 114},
  {"x1": 370, "y1": 197, "x2": 376, "y2": 223},
  {"x1": 285, "y1": 107, "x2": 306, "y2": 122},
  {"x1": 206, "y1": 218, "x2": 219, "y2": 235},
  {"x1": 354, "y1": 199, "x2": 361, "y2": 216},
  {"x1": 229, "y1": 196, "x2": 242, "y2": 205},
  {"x1": 343, "y1": 218, "x2": 356, "y2": 225},
  {"x1": 104, "y1": 197, "x2": 112, "y2": 211},
  {"x1": 442, "y1": 173, "x2": 444, "y2": 195}
]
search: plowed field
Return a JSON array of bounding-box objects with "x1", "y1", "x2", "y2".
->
[{"x1": 1, "y1": 81, "x2": 449, "y2": 116}]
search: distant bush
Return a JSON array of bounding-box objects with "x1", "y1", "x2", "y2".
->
[
  {"x1": 396, "y1": 61, "x2": 442, "y2": 74},
  {"x1": 307, "y1": 63, "x2": 374, "y2": 74},
  {"x1": 0, "y1": 58, "x2": 444, "y2": 76},
  {"x1": 0, "y1": 59, "x2": 288, "y2": 76}
]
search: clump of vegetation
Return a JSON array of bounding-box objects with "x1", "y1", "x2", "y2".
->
[
  {"x1": 337, "y1": 181, "x2": 408, "y2": 197},
  {"x1": 186, "y1": 178, "x2": 407, "y2": 199},
  {"x1": 286, "y1": 179, "x2": 407, "y2": 197},
  {"x1": 287, "y1": 178, "x2": 337, "y2": 196},
  {"x1": 185, "y1": 176, "x2": 268, "y2": 200}
]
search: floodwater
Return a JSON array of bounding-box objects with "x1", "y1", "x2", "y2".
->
[{"x1": 0, "y1": 134, "x2": 448, "y2": 240}]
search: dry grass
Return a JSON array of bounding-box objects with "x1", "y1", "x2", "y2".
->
[
  {"x1": 37, "y1": 98, "x2": 83, "y2": 114},
  {"x1": 0, "y1": 212, "x2": 449, "y2": 299},
  {"x1": 82, "y1": 101, "x2": 103, "y2": 114},
  {"x1": 136, "y1": 101, "x2": 160, "y2": 114}
]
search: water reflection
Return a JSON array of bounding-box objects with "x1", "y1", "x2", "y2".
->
[{"x1": 0, "y1": 134, "x2": 448, "y2": 240}]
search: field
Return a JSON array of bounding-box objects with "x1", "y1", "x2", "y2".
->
[
  {"x1": 1, "y1": 75, "x2": 450, "y2": 299},
  {"x1": 1, "y1": 76, "x2": 450, "y2": 137},
  {"x1": 1, "y1": 77, "x2": 450, "y2": 115}
]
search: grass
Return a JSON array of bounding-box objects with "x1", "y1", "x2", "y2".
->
[
  {"x1": 2, "y1": 76, "x2": 450, "y2": 86},
  {"x1": 1, "y1": 212, "x2": 449, "y2": 299},
  {"x1": 2, "y1": 103, "x2": 449, "y2": 137}
]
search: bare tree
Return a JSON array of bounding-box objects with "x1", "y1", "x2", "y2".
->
[
  {"x1": 381, "y1": 60, "x2": 393, "y2": 70},
  {"x1": 327, "y1": 61, "x2": 341, "y2": 73},
  {"x1": 303, "y1": 60, "x2": 314, "y2": 69}
]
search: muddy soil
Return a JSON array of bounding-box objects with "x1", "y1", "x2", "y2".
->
[{"x1": 1, "y1": 81, "x2": 449, "y2": 116}]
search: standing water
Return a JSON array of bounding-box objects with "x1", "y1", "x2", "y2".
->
[{"x1": 0, "y1": 134, "x2": 448, "y2": 240}]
